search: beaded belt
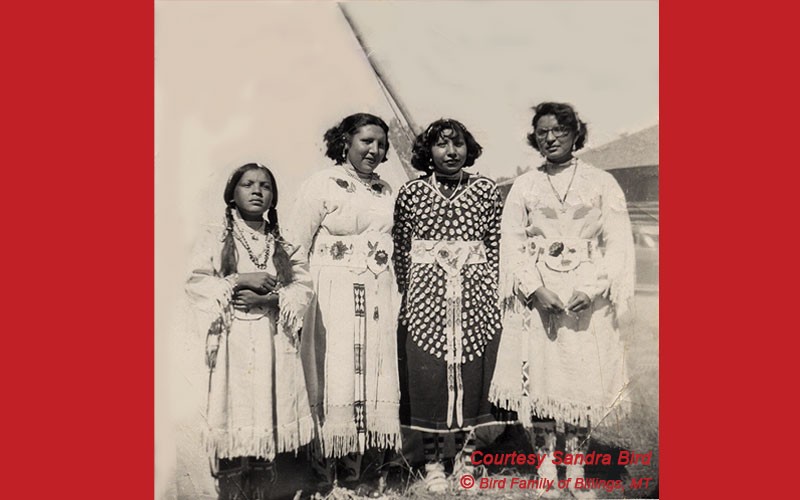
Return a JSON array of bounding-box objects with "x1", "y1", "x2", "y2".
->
[
  {"x1": 410, "y1": 239, "x2": 487, "y2": 428},
  {"x1": 312, "y1": 232, "x2": 393, "y2": 277},
  {"x1": 525, "y1": 237, "x2": 596, "y2": 273},
  {"x1": 409, "y1": 239, "x2": 487, "y2": 269}
]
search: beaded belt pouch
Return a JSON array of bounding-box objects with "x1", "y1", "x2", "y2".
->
[{"x1": 312, "y1": 232, "x2": 393, "y2": 277}]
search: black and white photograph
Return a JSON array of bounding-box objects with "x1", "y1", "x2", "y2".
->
[{"x1": 155, "y1": 1, "x2": 658, "y2": 499}]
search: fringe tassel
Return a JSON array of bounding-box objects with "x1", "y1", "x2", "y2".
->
[
  {"x1": 320, "y1": 424, "x2": 359, "y2": 458},
  {"x1": 276, "y1": 414, "x2": 315, "y2": 455},
  {"x1": 278, "y1": 286, "x2": 306, "y2": 333},
  {"x1": 319, "y1": 422, "x2": 402, "y2": 458},
  {"x1": 609, "y1": 279, "x2": 635, "y2": 320},
  {"x1": 489, "y1": 391, "x2": 631, "y2": 428},
  {"x1": 488, "y1": 385, "x2": 530, "y2": 423},
  {"x1": 203, "y1": 415, "x2": 315, "y2": 460},
  {"x1": 204, "y1": 428, "x2": 277, "y2": 461}
]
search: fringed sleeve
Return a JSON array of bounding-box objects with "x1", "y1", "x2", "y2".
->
[
  {"x1": 391, "y1": 183, "x2": 413, "y2": 295},
  {"x1": 499, "y1": 174, "x2": 542, "y2": 311},
  {"x1": 184, "y1": 224, "x2": 235, "y2": 369},
  {"x1": 276, "y1": 240, "x2": 314, "y2": 345},
  {"x1": 598, "y1": 172, "x2": 636, "y2": 319},
  {"x1": 284, "y1": 172, "x2": 331, "y2": 261},
  {"x1": 490, "y1": 176, "x2": 533, "y2": 418}
]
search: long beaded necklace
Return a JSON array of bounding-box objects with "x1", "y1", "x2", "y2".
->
[
  {"x1": 232, "y1": 215, "x2": 272, "y2": 270},
  {"x1": 545, "y1": 158, "x2": 578, "y2": 213}
]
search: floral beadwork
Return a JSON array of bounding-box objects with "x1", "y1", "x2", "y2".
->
[
  {"x1": 374, "y1": 249, "x2": 388, "y2": 266},
  {"x1": 330, "y1": 240, "x2": 350, "y2": 260},
  {"x1": 548, "y1": 241, "x2": 564, "y2": 257},
  {"x1": 335, "y1": 178, "x2": 355, "y2": 193},
  {"x1": 364, "y1": 239, "x2": 392, "y2": 277}
]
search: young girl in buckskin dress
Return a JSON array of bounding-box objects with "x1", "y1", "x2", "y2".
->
[{"x1": 186, "y1": 163, "x2": 314, "y2": 500}]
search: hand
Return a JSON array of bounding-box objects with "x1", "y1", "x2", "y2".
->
[
  {"x1": 232, "y1": 290, "x2": 278, "y2": 312},
  {"x1": 235, "y1": 272, "x2": 278, "y2": 293},
  {"x1": 530, "y1": 286, "x2": 565, "y2": 314},
  {"x1": 565, "y1": 291, "x2": 592, "y2": 312}
]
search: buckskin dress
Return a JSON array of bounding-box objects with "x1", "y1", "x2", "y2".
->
[
  {"x1": 489, "y1": 159, "x2": 635, "y2": 427},
  {"x1": 185, "y1": 212, "x2": 315, "y2": 460},
  {"x1": 285, "y1": 164, "x2": 402, "y2": 458}
]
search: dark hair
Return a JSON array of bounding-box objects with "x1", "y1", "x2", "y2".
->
[
  {"x1": 410, "y1": 118, "x2": 483, "y2": 172},
  {"x1": 323, "y1": 113, "x2": 391, "y2": 165},
  {"x1": 220, "y1": 163, "x2": 293, "y2": 286},
  {"x1": 526, "y1": 102, "x2": 588, "y2": 152}
]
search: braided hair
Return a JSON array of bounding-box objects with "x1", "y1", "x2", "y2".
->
[{"x1": 220, "y1": 163, "x2": 294, "y2": 286}]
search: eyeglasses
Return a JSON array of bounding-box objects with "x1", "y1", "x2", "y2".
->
[{"x1": 534, "y1": 125, "x2": 572, "y2": 139}]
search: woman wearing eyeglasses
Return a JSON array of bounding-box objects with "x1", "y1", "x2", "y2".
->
[{"x1": 490, "y1": 102, "x2": 635, "y2": 499}]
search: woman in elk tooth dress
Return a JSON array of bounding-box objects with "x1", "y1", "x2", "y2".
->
[{"x1": 393, "y1": 118, "x2": 504, "y2": 492}]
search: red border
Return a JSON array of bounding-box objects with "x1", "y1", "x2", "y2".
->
[
  {"x1": 662, "y1": 1, "x2": 791, "y2": 498},
  {"x1": 4, "y1": 1, "x2": 153, "y2": 497}
]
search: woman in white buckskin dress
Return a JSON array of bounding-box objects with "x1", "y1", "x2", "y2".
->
[
  {"x1": 490, "y1": 102, "x2": 635, "y2": 499},
  {"x1": 285, "y1": 113, "x2": 401, "y2": 485}
]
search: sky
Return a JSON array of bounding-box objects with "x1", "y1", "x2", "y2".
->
[{"x1": 346, "y1": 0, "x2": 659, "y2": 179}]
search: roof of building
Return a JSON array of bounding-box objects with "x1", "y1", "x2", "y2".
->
[{"x1": 577, "y1": 124, "x2": 658, "y2": 170}]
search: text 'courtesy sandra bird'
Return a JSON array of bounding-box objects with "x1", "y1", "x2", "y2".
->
[{"x1": 470, "y1": 449, "x2": 653, "y2": 467}]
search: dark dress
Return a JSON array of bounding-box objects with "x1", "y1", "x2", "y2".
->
[{"x1": 393, "y1": 174, "x2": 504, "y2": 432}]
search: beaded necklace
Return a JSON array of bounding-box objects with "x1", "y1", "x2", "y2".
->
[
  {"x1": 343, "y1": 163, "x2": 383, "y2": 195},
  {"x1": 232, "y1": 213, "x2": 273, "y2": 270}
]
